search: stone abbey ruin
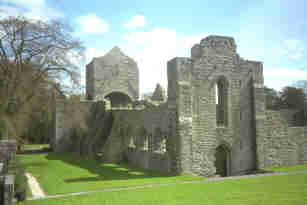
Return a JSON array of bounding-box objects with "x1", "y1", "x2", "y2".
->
[{"x1": 53, "y1": 35, "x2": 307, "y2": 177}]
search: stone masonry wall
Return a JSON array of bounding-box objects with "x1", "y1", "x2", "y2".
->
[
  {"x1": 102, "y1": 103, "x2": 170, "y2": 172},
  {"x1": 167, "y1": 57, "x2": 193, "y2": 174},
  {"x1": 86, "y1": 46, "x2": 139, "y2": 101},
  {"x1": 259, "y1": 110, "x2": 307, "y2": 168},
  {"x1": 55, "y1": 36, "x2": 307, "y2": 177},
  {"x1": 168, "y1": 36, "x2": 260, "y2": 176},
  {"x1": 53, "y1": 100, "x2": 93, "y2": 152}
]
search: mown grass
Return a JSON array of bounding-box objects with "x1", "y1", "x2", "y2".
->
[
  {"x1": 20, "y1": 173, "x2": 307, "y2": 205},
  {"x1": 265, "y1": 163, "x2": 307, "y2": 172},
  {"x1": 18, "y1": 152, "x2": 203, "y2": 195}
]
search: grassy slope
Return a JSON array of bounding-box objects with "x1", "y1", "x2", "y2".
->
[
  {"x1": 21, "y1": 173, "x2": 307, "y2": 205},
  {"x1": 265, "y1": 164, "x2": 307, "y2": 172},
  {"x1": 18, "y1": 153, "x2": 202, "y2": 195}
]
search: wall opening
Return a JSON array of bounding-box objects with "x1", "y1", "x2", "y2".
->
[
  {"x1": 215, "y1": 76, "x2": 228, "y2": 126},
  {"x1": 92, "y1": 111, "x2": 114, "y2": 155},
  {"x1": 105, "y1": 92, "x2": 132, "y2": 108},
  {"x1": 214, "y1": 144, "x2": 230, "y2": 177}
]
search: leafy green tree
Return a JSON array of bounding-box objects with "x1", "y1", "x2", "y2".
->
[
  {"x1": 279, "y1": 87, "x2": 305, "y2": 110},
  {"x1": 264, "y1": 86, "x2": 280, "y2": 110}
]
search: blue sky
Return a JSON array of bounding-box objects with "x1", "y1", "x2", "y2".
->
[{"x1": 1, "y1": 0, "x2": 307, "y2": 94}]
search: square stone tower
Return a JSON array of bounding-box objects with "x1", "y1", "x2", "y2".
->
[{"x1": 86, "y1": 46, "x2": 139, "y2": 106}]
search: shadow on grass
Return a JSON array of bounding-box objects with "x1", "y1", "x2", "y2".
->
[
  {"x1": 18, "y1": 148, "x2": 51, "y2": 155},
  {"x1": 22, "y1": 162, "x2": 48, "y2": 168},
  {"x1": 45, "y1": 152, "x2": 173, "y2": 183}
]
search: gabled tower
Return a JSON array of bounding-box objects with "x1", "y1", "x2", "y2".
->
[{"x1": 86, "y1": 46, "x2": 139, "y2": 107}]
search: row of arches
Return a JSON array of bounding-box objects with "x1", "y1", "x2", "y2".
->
[
  {"x1": 122, "y1": 126, "x2": 168, "y2": 154},
  {"x1": 127, "y1": 135, "x2": 167, "y2": 154}
]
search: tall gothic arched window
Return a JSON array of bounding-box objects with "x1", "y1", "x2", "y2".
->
[{"x1": 216, "y1": 76, "x2": 228, "y2": 126}]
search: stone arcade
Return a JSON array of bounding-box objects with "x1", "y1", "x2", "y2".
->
[{"x1": 53, "y1": 35, "x2": 307, "y2": 177}]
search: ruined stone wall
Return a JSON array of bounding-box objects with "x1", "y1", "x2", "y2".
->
[
  {"x1": 54, "y1": 36, "x2": 307, "y2": 177},
  {"x1": 232, "y1": 60, "x2": 263, "y2": 175},
  {"x1": 80, "y1": 102, "x2": 112, "y2": 157},
  {"x1": 167, "y1": 36, "x2": 262, "y2": 176},
  {"x1": 102, "y1": 103, "x2": 170, "y2": 172},
  {"x1": 258, "y1": 110, "x2": 307, "y2": 168},
  {"x1": 53, "y1": 100, "x2": 93, "y2": 152},
  {"x1": 167, "y1": 57, "x2": 193, "y2": 174}
]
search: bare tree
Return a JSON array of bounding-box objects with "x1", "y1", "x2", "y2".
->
[
  {"x1": 0, "y1": 16, "x2": 84, "y2": 113},
  {"x1": 0, "y1": 16, "x2": 85, "y2": 139}
]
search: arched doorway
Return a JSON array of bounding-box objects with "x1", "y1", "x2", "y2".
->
[
  {"x1": 215, "y1": 144, "x2": 230, "y2": 177},
  {"x1": 104, "y1": 92, "x2": 132, "y2": 108}
]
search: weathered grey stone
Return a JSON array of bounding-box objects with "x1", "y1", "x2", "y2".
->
[
  {"x1": 54, "y1": 36, "x2": 307, "y2": 177},
  {"x1": 151, "y1": 84, "x2": 166, "y2": 101},
  {"x1": 86, "y1": 46, "x2": 139, "y2": 104}
]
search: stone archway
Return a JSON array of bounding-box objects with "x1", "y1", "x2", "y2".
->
[
  {"x1": 214, "y1": 144, "x2": 231, "y2": 177},
  {"x1": 104, "y1": 92, "x2": 132, "y2": 108}
]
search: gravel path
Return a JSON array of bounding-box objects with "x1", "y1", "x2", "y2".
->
[
  {"x1": 26, "y1": 170, "x2": 307, "y2": 201},
  {"x1": 26, "y1": 173, "x2": 46, "y2": 199}
]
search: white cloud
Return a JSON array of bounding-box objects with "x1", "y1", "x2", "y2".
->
[
  {"x1": 5, "y1": 0, "x2": 44, "y2": 9},
  {"x1": 124, "y1": 15, "x2": 147, "y2": 28},
  {"x1": 121, "y1": 30, "x2": 306, "y2": 94},
  {"x1": 120, "y1": 28, "x2": 207, "y2": 94},
  {"x1": 76, "y1": 14, "x2": 109, "y2": 35},
  {"x1": 85, "y1": 47, "x2": 106, "y2": 63},
  {"x1": 280, "y1": 39, "x2": 304, "y2": 60},
  {"x1": 264, "y1": 67, "x2": 307, "y2": 91},
  {"x1": 0, "y1": 0, "x2": 64, "y2": 20},
  {"x1": 82, "y1": 28, "x2": 307, "y2": 95},
  {"x1": 289, "y1": 53, "x2": 303, "y2": 60},
  {"x1": 284, "y1": 39, "x2": 300, "y2": 51}
]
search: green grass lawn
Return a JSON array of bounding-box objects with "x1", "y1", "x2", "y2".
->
[
  {"x1": 18, "y1": 152, "x2": 203, "y2": 195},
  {"x1": 265, "y1": 163, "x2": 307, "y2": 172},
  {"x1": 20, "y1": 173, "x2": 307, "y2": 205}
]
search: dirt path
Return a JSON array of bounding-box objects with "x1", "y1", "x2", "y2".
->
[
  {"x1": 26, "y1": 170, "x2": 307, "y2": 201},
  {"x1": 25, "y1": 173, "x2": 46, "y2": 199}
]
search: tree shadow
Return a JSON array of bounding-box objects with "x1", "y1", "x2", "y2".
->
[
  {"x1": 22, "y1": 162, "x2": 48, "y2": 168},
  {"x1": 45, "y1": 152, "x2": 173, "y2": 183}
]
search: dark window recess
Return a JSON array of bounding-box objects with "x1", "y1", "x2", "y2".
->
[{"x1": 216, "y1": 76, "x2": 228, "y2": 126}]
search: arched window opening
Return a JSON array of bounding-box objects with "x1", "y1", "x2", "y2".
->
[{"x1": 215, "y1": 76, "x2": 228, "y2": 126}]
